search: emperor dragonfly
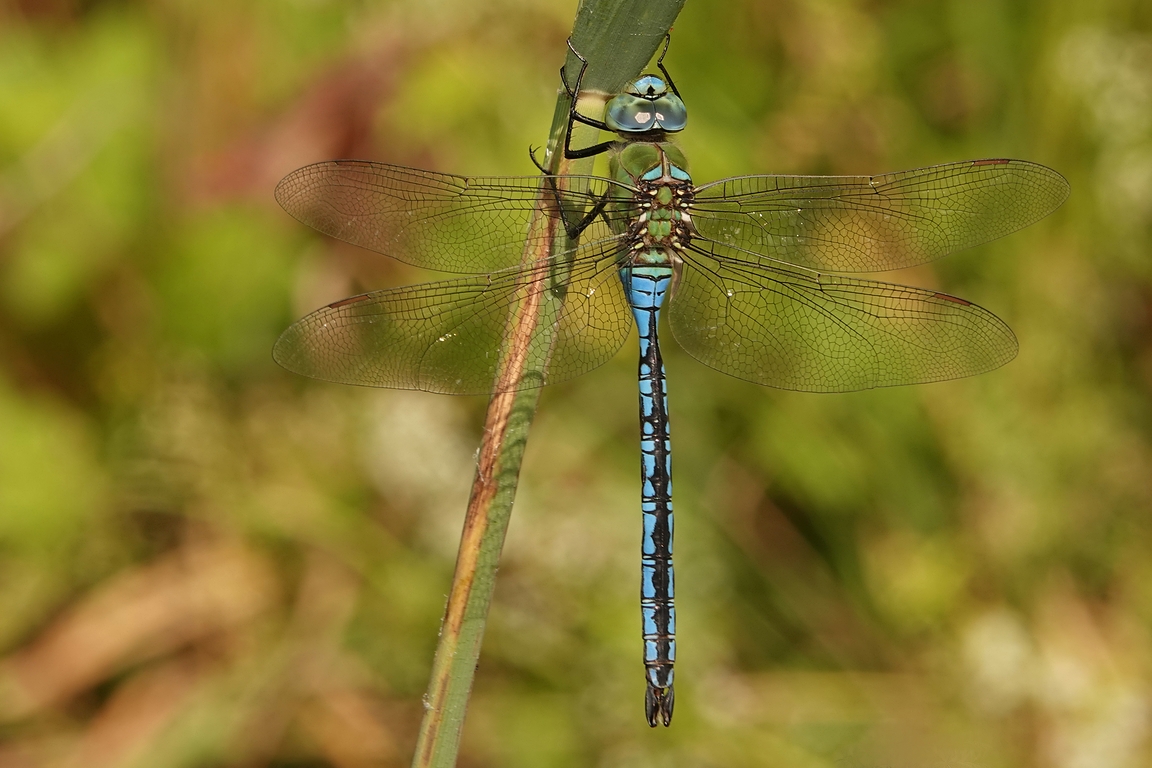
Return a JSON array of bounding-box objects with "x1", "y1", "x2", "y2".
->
[{"x1": 273, "y1": 40, "x2": 1068, "y2": 726}]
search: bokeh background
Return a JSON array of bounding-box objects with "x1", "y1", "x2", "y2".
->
[{"x1": 1, "y1": 0, "x2": 1151, "y2": 766}]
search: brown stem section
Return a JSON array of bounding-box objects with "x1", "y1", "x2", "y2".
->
[
  {"x1": 413, "y1": 190, "x2": 559, "y2": 768},
  {"x1": 414, "y1": 387, "x2": 517, "y2": 764},
  {"x1": 411, "y1": 6, "x2": 685, "y2": 760}
]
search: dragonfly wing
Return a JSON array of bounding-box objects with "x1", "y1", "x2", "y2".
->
[
  {"x1": 276, "y1": 160, "x2": 628, "y2": 273},
  {"x1": 669, "y1": 243, "x2": 1017, "y2": 392},
  {"x1": 273, "y1": 239, "x2": 631, "y2": 395},
  {"x1": 691, "y1": 159, "x2": 1069, "y2": 273}
]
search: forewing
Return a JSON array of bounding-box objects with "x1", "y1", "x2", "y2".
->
[
  {"x1": 275, "y1": 160, "x2": 628, "y2": 273},
  {"x1": 273, "y1": 242, "x2": 631, "y2": 395},
  {"x1": 691, "y1": 159, "x2": 1069, "y2": 273},
  {"x1": 669, "y1": 243, "x2": 1018, "y2": 392}
]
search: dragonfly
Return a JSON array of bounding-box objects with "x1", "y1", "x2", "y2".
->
[{"x1": 273, "y1": 39, "x2": 1069, "y2": 727}]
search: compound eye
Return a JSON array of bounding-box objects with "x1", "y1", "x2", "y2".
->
[
  {"x1": 606, "y1": 94, "x2": 658, "y2": 132},
  {"x1": 651, "y1": 95, "x2": 687, "y2": 132}
]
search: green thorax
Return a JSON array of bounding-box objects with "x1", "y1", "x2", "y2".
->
[
  {"x1": 610, "y1": 141, "x2": 691, "y2": 187},
  {"x1": 606, "y1": 141, "x2": 694, "y2": 267}
]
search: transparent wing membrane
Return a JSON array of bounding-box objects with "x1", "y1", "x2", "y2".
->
[
  {"x1": 275, "y1": 157, "x2": 1064, "y2": 394},
  {"x1": 670, "y1": 241, "x2": 1019, "y2": 392},
  {"x1": 690, "y1": 159, "x2": 1069, "y2": 273},
  {"x1": 275, "y1": 160, "x2": 630, "y2": 274},
  {"x1": 273, "y1": 246, "x2": 631, "y2": 395}
]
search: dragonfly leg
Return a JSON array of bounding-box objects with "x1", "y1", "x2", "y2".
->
[
  {"x1": 562, "y1": 38, "x2": 616, "y2": 161},
  {"x1": 560, "y1": 37, "x2": 590, "y2": 100},
  {"x1": 656, "y1": 33, "x2": 683, "y2": 100},
  {"x1": 548, "y1": 183, "x2": 610, "y2": 240},
  {"x1": 563, "y1": 190, "x2": 610, "y2": 239},
  {"x1": 530, "y1": 142, "x2": 610, "y2": 239},
  {"x1": 564, "y1": 139, "x2": 618, "y2": 161},
  {"x1": 528, "y1": 144, "x2": 548, "y2": 173}
]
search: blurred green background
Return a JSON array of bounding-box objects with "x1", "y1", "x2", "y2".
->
[{"x1": 1, "y1": 0, "x2": 1150, "y2": 766}]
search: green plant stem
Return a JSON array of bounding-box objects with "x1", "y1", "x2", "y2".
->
[{"x1": 412, "y1": 3, "x2": 686, "y2": 766}]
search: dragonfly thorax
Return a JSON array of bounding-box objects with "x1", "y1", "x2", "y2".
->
[
  {"x1": 606, "y1": 75, "x2": 688, "y2": 134},
  {"x1": 608, "y1": 142, "x2": 695, "y2": 269},
  {"x1": 629, "y1": 183, "x2": 694, "y2": 268},
  {"x1": 613, "y1": 141, "x2": 691, "y2": 185}
]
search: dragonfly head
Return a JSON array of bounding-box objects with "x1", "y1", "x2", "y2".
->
[{"x1": 605, "y1": 75, "x2": 687, "y2": 135}]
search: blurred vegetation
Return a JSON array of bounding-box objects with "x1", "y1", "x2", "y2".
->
[{"x1": 1, "y1": 1, "x2": 1151, "y2": 767}]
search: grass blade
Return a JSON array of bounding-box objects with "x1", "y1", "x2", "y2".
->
[{"x1": 411, "y1": 1, "x2": 687, "y2": 765}]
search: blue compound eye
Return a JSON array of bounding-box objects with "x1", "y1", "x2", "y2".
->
[
  {"x1": 651, "y1": 95, "x2": 687, "y2": 132},
  {"x1": 628, "y1": 75, "x2": 668, "y2": 98},
  {"x1": 606, "y1": 94, "x2": 659, "y2": 132},
  {"x1": 604, "y1": 86, "x2": 688, "y2": 134}
]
